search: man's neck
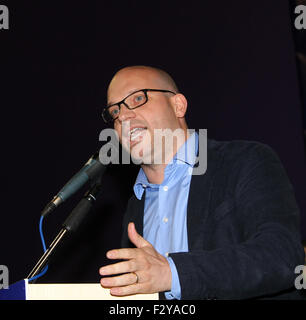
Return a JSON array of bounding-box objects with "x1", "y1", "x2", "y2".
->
[
  {"x1": 141, "y1": 163, "x2": 167, "y2": 185},
  {"x1": 141, "y1": 128, "x2": 190, "y2": 184}
]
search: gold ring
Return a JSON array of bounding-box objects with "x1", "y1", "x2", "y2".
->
[{"x1": 131, "y1": 272, "x2": 139, "y2": 283}]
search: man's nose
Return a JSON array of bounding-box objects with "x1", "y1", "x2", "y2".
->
[{"x1": 118, "y1": 104, "x2": 136, "y2": 122}]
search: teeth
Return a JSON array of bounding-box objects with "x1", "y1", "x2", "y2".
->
[
  {"x1": 130, "y1": 127, "x2": 144, "y2": 135},
  {"x1": 130, "y1": 128, "x2": 141, "y2": 134},
  {"x1": 131, "y1": 128, "x2": 138, "y2": 133},
  {"x1": 130, "y1": 128, "x2": 146, "y2": 141}
]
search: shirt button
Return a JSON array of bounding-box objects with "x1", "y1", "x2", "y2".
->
[
  {"x1": 163, "y1": 217, "x2": 168, "y2": 223},
  {"x1": 163, "y1": 186, "x2": 168, "y2": 191},
  {"x1": 142, "y1": 184, "x2": 146, "y2": 188},
  {"x1": 165, "y1": 252, "x2": 169, "y2": 257}
]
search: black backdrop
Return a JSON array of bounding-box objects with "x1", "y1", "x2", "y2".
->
[{"x1": 1, "y1": 0, "x2": 306, "y2": 285}]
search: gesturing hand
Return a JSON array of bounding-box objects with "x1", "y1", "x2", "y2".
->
[{"x1": 99, "y1": 222, "x2": 172, "y2": 296}]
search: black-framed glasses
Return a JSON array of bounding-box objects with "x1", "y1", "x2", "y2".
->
[{"x1": 102, "y1": 88, "x2": 176, "y2": 124}]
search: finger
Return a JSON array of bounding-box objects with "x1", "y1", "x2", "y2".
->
[
  {"x1": 128, "y1": 222, "x2": 151, "y2": 248},
  {"x1": 100, "y1": 272, "x2": 138, "y2": 288},
  {"x1": 106, "y1": 248, "x2": 138, "y2": 260},
  {"x1": 110, "y1": 283, "x2": 143, "y2": 297},
  {"x1": 99, "y1": 259, "x2": 136, "y2": 276}
]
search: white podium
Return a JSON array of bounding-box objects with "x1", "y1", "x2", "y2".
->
[{"x1": 0, "y1": 280, "x2": 159, "y2": 300}]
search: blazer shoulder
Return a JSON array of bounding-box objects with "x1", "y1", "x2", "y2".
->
[{"x1": 207, "y1": 139, "x2": 280, "y2": 166}]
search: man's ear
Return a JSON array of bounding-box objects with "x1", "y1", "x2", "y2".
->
[{"x1": 172, "y1": 93, "x2": 188, "y2": 118}]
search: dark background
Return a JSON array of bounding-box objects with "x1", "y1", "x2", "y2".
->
[{"x1": 1, "y1": 0, "x2": 306, "y2": 285}]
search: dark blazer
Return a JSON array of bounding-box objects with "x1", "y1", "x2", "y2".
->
[{"x1": 121, "y1": 139, "x2": 305, "y2": 299}]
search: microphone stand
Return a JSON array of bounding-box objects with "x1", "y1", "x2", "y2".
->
[{"x1": 27, "y1": 182, "x2": 102, "y2": 281}]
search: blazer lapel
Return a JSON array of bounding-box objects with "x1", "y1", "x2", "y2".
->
[
  {"x1": 134, "y1": 191, "x2": 145, "y2": 237},
  {"x1": 187, "y1": 140, "x2": 221, "y2": 250},
  {"x1": 121, "y1": 191, "x2": 145, "y2": 248}
]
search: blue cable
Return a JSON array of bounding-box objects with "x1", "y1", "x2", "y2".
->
[
  {"x1": 39, "y1": 215, "x2": 47, "y2": 252},
  {"x1": 28, "y1": 215, "x2": 49, "y2": 281}
]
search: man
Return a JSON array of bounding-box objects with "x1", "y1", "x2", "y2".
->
[{"x1": 99, "y1": 65, "x2": 305, "y2": 299}]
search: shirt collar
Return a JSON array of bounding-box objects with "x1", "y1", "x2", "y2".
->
[
  {"x1": 133, "y1": 131, "x2": 198, "y2": 200},
  {"x1": 173, "y1": 130, "x2": 198, "y2": 166}
]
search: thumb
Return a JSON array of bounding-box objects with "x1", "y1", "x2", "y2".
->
[{"x1": 128, "y1": 222, "x2": 150, "y2": 248}]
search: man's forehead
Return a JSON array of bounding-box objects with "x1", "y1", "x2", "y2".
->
[
  {"x1": 107, "y1": 69, "x2": 161, "y2": 102},
  {"x1": 111, "y1": 68, "x2": 160, "y2": 88}
]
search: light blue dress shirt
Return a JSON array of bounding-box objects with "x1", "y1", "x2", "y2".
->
[{"x1": 133, "y1": 132, "x2": 198, "y2": 300}]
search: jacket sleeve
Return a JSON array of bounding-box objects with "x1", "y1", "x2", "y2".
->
[{"x1": 169, "y1": 143, "x2": 305, "y2": 299}]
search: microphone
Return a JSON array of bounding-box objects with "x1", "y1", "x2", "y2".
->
[{"x1": 41, "y1": 146, "x2": 113, "y2": 217}]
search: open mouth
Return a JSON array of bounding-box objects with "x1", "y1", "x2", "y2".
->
[{"x1": 128, "y1": 127, "x2": 147, "y2": 142}]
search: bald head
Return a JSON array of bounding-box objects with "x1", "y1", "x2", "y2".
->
[
  {"x1": 107, "y1": 66, "x2": 178, "y2": 104},
  {"x1": 106, "y1": 65, "x2": 189, "y2": 169}
]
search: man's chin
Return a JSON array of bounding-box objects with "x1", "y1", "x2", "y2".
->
[
  {"x1": 123, "y1": 139, "x2": 149, "y2": 164},
  {"x1": 130, "y1": 149, "x2": 149, "y2": 165},
  {"x1": 122, "y1": 139, "x2": 161, "y2": 165}
]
